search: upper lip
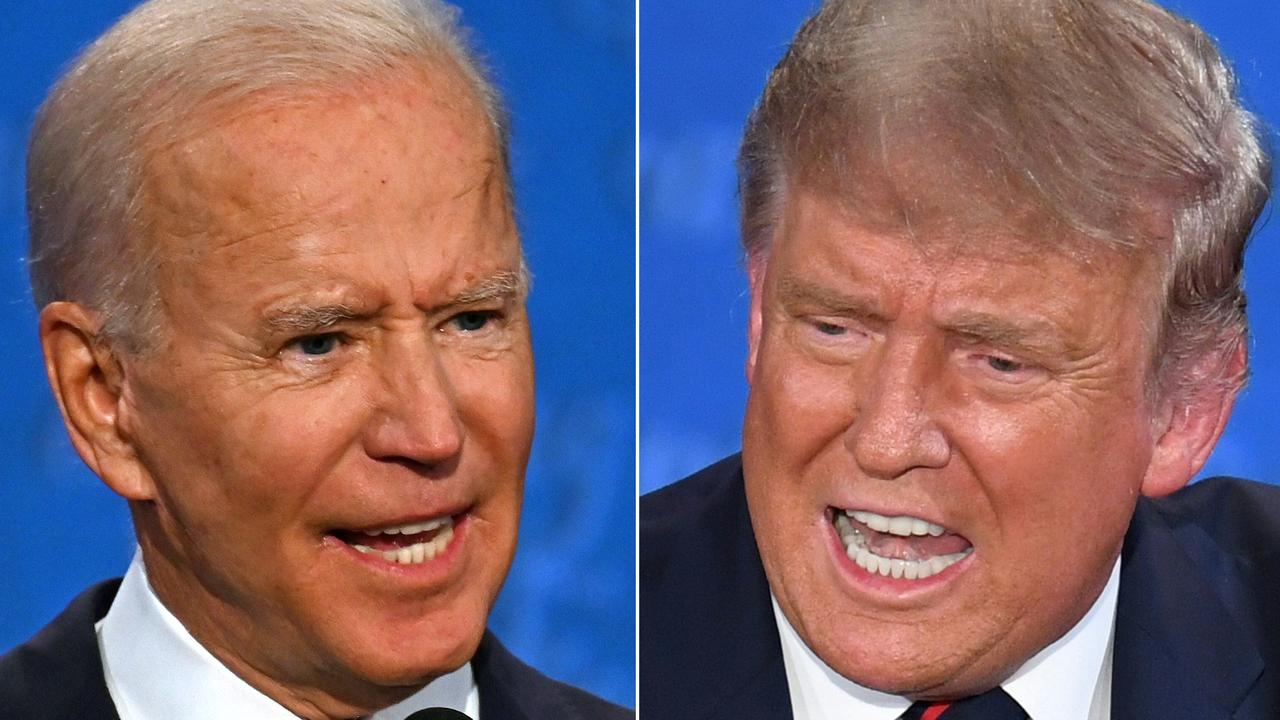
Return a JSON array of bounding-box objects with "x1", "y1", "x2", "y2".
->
[
  {"x1": 329, "y1": 504, "x2": 471, "y2": 536},
  {"x1": 829, "y1": 504, "x2": 962, "y2": 538}
]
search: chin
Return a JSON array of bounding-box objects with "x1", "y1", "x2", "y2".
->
[
  {"x1": 841, "y1": 641, "x2": 1024, "y2": 701},
  {"x1": 333, "y1": 607, "x2": 488, "y2": 689}
]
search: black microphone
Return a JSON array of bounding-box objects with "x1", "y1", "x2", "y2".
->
[{"x1": 404, "y1": 709, "x2": 473, "y2": 720}]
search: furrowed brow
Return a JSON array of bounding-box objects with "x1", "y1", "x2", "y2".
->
[
  {"x1": 264, "y1": 304, "x2": 363, "y2": 335},
  {"x1": 943, "y1": 313, "x2": 1066, "y2": 356},
  {"x1": 447, "y1": 269, "x2": 530, "y2": 306},
  {"x1": 775, "y1": 275, "x2": 882, "y2": 318}
]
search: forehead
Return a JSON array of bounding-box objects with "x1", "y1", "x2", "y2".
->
[
  {"x1": 769, "y1": 186, "x2": 1162, "y2": 329},
  {"x1": 136, "y1": 63, "x2": 515, "y2": 303},
  {"x1": 142, "y1": 61, "x2": 500, "y2": 233}
]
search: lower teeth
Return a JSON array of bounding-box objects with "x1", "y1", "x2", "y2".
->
[{"x1": 834, "y1": 513, "x2": 971, "y2": 580}]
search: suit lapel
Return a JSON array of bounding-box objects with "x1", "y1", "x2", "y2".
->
[
  {"x1": 689, "y1": 467, "x2": 792, "y2": 720},
  {"x1": 474, "y1": 632, "x2": 536, "y2": 720},
  {"x1": 1112, "y1": 499, "x2": 1263, "y2": 719}
]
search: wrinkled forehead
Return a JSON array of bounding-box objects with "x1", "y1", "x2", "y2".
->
[
  {"x1": 771, "y1": 176, "x2": 1167, "y2": 314},
  {"x1": 136, "y1": 62, "x2": 508, "y2": 253}
]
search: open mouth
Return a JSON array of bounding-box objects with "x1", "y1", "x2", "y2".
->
[
  {"x1": 831, "y1": 507, "x2": 973, "y2": 580},
  {"x1": 332, "y1": 515, "x2": 459, "y2": 565}
]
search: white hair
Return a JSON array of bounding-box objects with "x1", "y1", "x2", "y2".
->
[{"x1": 27, "y1": 0, "x2": 508, "y2": 351}]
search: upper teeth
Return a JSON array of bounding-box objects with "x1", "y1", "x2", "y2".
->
[
  {"x1": 352, "y1": 520, "x2": 456, "y2": 565},
  {"x1": 367, "y1": 517, "x2": 452, "y2": 536},
  {"x1": 847, "y1": 510, "x2": 946, "y2": 537},
  {"x1": 834, "y1": 513, "x2": 970, "y2": 580}
]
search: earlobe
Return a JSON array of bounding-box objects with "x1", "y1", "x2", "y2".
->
[
  {"x1": 1140, "y1": 343, "x2": 1245, "y2": 498},
  {"x1": 746, "y1": 254, "x2": 767, "y2": 384},
  {"x1": 39, "y1": 302, "x2": 155, "y2": 501}
]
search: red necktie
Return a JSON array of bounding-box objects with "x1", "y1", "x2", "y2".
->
[{"x1": 900, "y1": 687, "x2": 1028, "y2": 719}]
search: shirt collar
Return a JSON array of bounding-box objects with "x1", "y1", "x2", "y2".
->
[
  {"x1": 773, "y1": 556, "x2": 1120, "y2": 720},
  {"x1": 97, "y1": 550, "x2": 480, "y2": 720},
  {"x1": 1003, "y1": 557, "x2": 1119, "y2": 720}
]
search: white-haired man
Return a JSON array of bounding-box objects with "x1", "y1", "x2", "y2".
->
[
  {"x1": 642, "y1": 1, "x2": 1279, "y2": 718},
  {"x1": 0, "y1": 1, "x2": 630, "y2": 718}
]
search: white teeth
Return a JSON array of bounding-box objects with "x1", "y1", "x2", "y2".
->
[
  {"x1": 367, "y1": 516, "x2": 452, "y2": 537},
  {"x1": 357, "y1": 523, "x2": 456, "y2": 565},
  {"x1": 836, "y1": 509, "x2": 970, "y2": 581},
  {"x1": 847, "y1": 509, "x2": 947, "y2": 538},
  {"x1": 887, "y1": 516, "x2": 913, "y2": 536},
  {"x1": 846, "y1": 542, "x2": 971, "y2": 580}
]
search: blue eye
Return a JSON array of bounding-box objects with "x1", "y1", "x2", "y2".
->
[
  {"x1": 986, "y1": 356, "x2": 1024, "y2": 373},
  {"x1": 814, "y1": 321, "x2": 846, "y2": 336},
  {"x1": 453, "y1": 311, "x2": 494, "y2": 332},
  {"x1": 296, "y1": 334, "x2": 339, "y2": 355}
]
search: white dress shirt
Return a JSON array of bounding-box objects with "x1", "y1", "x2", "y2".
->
[
  {"x1": 97, "y1": 551, "x2": 480, "y2": 719},
  {"x1": 775, "y1": 558, "x2": 1119, "y2": 720}
]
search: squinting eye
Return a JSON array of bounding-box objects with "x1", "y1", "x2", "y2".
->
[
  {"x1": 813, "y1": 321, "x2": 846, "y2": 336},
  {"x1": 453, "y1": 311, "x2": 495, "y2": 332},
  {"x1": 986, "y1": 356, "x2": 1024, "y2": 373},
  {"x1": 295, "y1": 334, "x2": 340, "y2": 356}
]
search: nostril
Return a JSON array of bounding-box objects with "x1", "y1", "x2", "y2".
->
[{"x1": 373, "y1": 454, "x2": 462, "y2": 480}]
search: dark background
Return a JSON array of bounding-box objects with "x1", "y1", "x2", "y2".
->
[
  {"x1": 0, "y1": 0, "x2": 635, "y2": 708},
  {"x1": 640, "y1": 0, "x2": 1280, "y2": 497}
]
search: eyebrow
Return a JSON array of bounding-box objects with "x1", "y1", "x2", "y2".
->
[
  {"x1": 939, "y1": 311, "x2": 1067, "y2": 357},
  {"x1": 445, "y1": 268, "x2": 530, "y2": 307},
  {"x1": 775, "y1": 276, "x2": 885, "y2": 320},
  {"x1": 264, "y1": 303, "x2": 364, "y2": 335},
  {"x1": 261, "y1": 268, "x2": 530, "y2": 336},
  {"x1": 775, "y1": 275, "x2": 1067, "y2": 356}
]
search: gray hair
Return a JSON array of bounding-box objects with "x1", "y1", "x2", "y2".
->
[
  {"x1": 27, "y1": 0, "x2": 509, "y2": 351},
  {"x1": 739, "y1": 0, "x2": 1271, "y2": 402}
]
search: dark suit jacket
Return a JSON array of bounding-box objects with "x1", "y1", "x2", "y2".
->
[
  {"x1": 0, "y1": 580, "x2": 631, "y2": 720},
  {"x1": 641, "y1": 454, "x2": 1280, "y2": 719}
]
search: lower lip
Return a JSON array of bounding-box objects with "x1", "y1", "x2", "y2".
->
[
  {"x1": 825, "y1": 516, "x2": 974, "y2": 597},
  {"x1": 325, "y1": 513, "x2": 470, "y2": 583}
]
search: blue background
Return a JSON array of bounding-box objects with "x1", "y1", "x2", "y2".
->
[
  {"x1": 640, "y1": 0, "x2": 1280, "y2": 495},
  {"x1": 0, "y1": 0, "x2": 634, "y2": 708}
]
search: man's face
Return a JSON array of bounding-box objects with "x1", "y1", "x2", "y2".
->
[
  {"x1": 118, "y1": 65, "x2": 532, "y2": 712},
  {"x1": 743, "y1": 187, "x2": 1166, "y2": 698}
]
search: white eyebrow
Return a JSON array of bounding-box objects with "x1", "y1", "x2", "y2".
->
[
  {"x1": 263, "y1": 303, "x2": 363, "y2": 334},
  {"x1": 445, "y1": 268, "x2": 530, "y2": 306}
]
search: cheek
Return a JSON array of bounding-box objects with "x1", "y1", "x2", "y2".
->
[
  {"x1": 139, "y1": 372, "x2": 371, "y2": 532},
  {"x1": 447, "y1": 347, "x2": 535, "y2": 450},
  {"x1": 946, "y1": 394, "x2": 1149, "y2": 558},
  {"x1": 749, "y1": 329, "x2": 860, "y2": 466}
]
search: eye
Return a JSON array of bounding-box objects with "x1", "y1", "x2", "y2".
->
[
  {"x1": 292, "y1": 333, "x2": 341, "y2": 356},
  {"x1": 812, "y1": 320, "x2": 847, "y2": 336},
  {"x1": 451, "y1": 310, "x2": 498, "y2": 333},
  {"x1": 986, "y1": 355, "x2": 1024, "y2": 373},
  {"x1": 965, "y1": 351, "x2": 1044, "y2": 387}
]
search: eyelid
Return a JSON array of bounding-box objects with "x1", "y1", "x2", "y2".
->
[
  {"x1": 804, "y1": 314, "x2": 873, "y2": 336},
  {"x1": 279, "y1": 330, "x2": 349, "y2": 359},
  {"x1": 439, "y1": 307, "x2": 507, "y2": 335}
]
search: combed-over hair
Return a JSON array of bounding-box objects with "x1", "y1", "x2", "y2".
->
[
  {"x1": 27, "y1": 0, "x2": 508, "y2": 351},
  {"x1": 738, "y1": 0, "x2": 1271, "y2": 402}
]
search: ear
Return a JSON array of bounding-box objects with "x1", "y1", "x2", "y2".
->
[
  {"x1": 745, "y1": 253, "x2": 768, "y2": 384},
  {"x1": 39, "y1": 302, "x2": 156, "y2": 501},
  {"x1": 1140, "y1": 342, "x2": 1245, "y2": 498}
]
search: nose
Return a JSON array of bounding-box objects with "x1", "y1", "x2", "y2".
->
[
  {"x1": 363, "y1": 334, "x2": 465, "y2": 470},
  {"x1": 847, "y1": 335, "x2": 950, "y2": 479}
]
